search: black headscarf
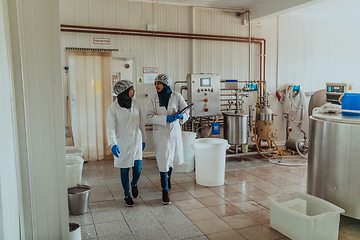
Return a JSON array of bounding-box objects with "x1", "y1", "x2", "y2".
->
[
  {"x1": 117, "y1": 87, "x2": 132, "y2": 109},
  {"x1": 157, "y1": 84, "x2": 172, "y2": 109}
]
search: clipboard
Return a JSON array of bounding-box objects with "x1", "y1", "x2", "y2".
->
[{"x1": 175, "y1": 103, "x2": 194, "y2": 115}]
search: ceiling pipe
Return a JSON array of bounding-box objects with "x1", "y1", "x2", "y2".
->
[
  {"x1": 60, "y1": 24, "x2": 266, "y2": 42},
  {"x1": 60, "y1": 24, "x2": 266, "y2": 99}
]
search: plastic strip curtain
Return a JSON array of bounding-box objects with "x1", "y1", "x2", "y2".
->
[{"x1": 68, "y1": 52, "x2": 112, "y2": 161}]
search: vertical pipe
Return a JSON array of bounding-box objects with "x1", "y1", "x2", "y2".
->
[
  {"x1": 192, "y1": 6, "x2": 195, "y2": 73},
  {"x1": 235, "y1": 90, "x2": 239, "y2": 114},
  {"x1": 259, "y1": 43, "x2": 263, "y2": 105},
  {"x1": 276, "y1": 16, "x2": 279, "y2": 91},
  {"x1": 249, "y1": 105, "x2": 253, "y2": 135},
  {"x1": 263, "y1": 40, "x2": 266, "y2": 97},
  {"x1": 248, "y1": 11, "x2": 251, "y2": 82}
]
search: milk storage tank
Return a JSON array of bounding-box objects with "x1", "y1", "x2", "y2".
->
[{"x1": 308, "y1": 112, "x2": 360, "y2": 219}]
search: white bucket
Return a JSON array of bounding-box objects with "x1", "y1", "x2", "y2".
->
[
  {"x1": 69, "y1": 223, "x2": 81, "y2": 240},
  {"x1": 66, "y1": 155, "x2": 84, "y2": 188},
  {"x1": 181, "y1": 131, "x2": 197, "y2": 172},
  {"x1": 193, "y1": 138, "x2": 230, "y2": 186},
  {"x1": 66, "y1": 146, "x2": 85, "y2": 158}
]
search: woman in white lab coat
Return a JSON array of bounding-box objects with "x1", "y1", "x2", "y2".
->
[
  {"x1": 146, "y1": 74, "x2": 189, "y2": 204},
  {"x1": 106, "y1": 80, "x2": 146, "y2": 207}
]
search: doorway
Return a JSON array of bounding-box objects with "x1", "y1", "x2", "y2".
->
[{"x1": 66, "y1": 52, "x2": 113, "y2": 161}]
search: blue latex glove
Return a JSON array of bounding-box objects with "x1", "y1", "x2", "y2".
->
[
  {"x1": 166, "y1": 115, "x2": 175, "y2": 123},
  {"x1": 111, "y1": 145, "x2": 120, "y2": 158},
  {"x1": 142, "y1": 142, "x2": 146, "y2": 151},
  {"x1": 175, "y1": 113, "x2": 183, "y2": 119}
]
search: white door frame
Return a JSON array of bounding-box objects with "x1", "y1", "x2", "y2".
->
[
  {"x1": 4, "y1": 0, "x2": 69, "y2": 239},
  {"x1": 0, "y1": 0, "x2": 22, "y2": 239}
]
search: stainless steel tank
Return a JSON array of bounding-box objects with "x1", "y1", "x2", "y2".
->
[
  {"x1": 257, "y1": 107, "x2": 274, "y2": 121},
  {"x1": 308, "y1": 113, "x2": 360, "y2": 219},
  {"x1": 222, "y1": 112, "x2": 248, "y2": 145}
]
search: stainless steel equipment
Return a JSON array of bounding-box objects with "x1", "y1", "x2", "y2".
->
[
  {"x1": 257, "y1": 107, "x2": 274, "y2": 121},
  {"x1": 223, "y1": 112, "x2": 248, "y2": 145},
  {"x1": 186, "y1": 73, "x2": 221, "y2": 117},
  {"x1": 308, "y1": 112, "x2": 360, "y2": 219},
  {"x1": 256, "y1": 107, "x2": 277, "y2": 147}
]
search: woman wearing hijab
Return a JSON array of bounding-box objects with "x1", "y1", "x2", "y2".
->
[
  {"x1": 106, "y1": 80, "x2": 146, "y2": 207},
  {"x1": 146, "y1": 74, "x2": 189, "y2": 204}
]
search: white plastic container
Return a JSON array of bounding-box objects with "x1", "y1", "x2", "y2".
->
[
  {"x1": 66, "y1": 155, "x2": 84, "y2": 188},
  {"x1": 193, "y1": 138, "x2": 230, "y2": 186},
  {"x1": 269, "y1": 192, "x2": 345, "y2": 240},
  {"x1": 181, "y1": 131, "x2": 197, "y2": 172},
  {"x1": 66, "y1": 146, "x2": 85, "y2": 158},
  {"x1": 69, "y1": 223, "x2": 81, "y2": 240}
]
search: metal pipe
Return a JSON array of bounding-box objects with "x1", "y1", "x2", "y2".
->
[
  {"x1": 61, "y1": 25, "x2": 267, "y2": 96},
  {"x1": 226, "y1": 150, "x2": 278, "y2": 158},
  {"x1": 180, "y1": 86, "x2": 187, "y2": 97},
  {"x1": 248, "y1": 11, "x2": 251, "y2": 86},
  {"x1": 249, "y1": 105, "x2": 253, "y2": 136},
  {"x1": 221, "y1": 94, "x2": 241, "y2": 97},
  {"x1": 61, "y1": 24, "x2": 267, "y2": 42},
  {"x1": 235, "y1": 91, "x2": 239, "y2": 114}
]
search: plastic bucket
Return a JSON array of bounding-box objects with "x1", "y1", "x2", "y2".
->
[
  {"x1": 193, "y1": 138, "x2": 230, "y2": 186},
  {"x1": 181, "y1": 131, "x2": 197, "y2": 172},
  {"x1": 66, "y1": 155, "x2": 84, "y2": 188},
  {"x1": 69, "y1": 223, "x2": 81, "y2": 240},
  {"x1": 68, "y1": 185, "x2": 91, "y2": 215},
  {"x1": 66, "y1": 146, "x2": 85, "y2": 158},
  {"x1": 339, "y1": 93, "x2": 360, "y2": 116}
]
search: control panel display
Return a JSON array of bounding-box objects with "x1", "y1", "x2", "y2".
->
[
  {"x1": 200, "y1": 78, "x2": 211, "y2": 87},
  {"x1": 327, "y1": 86, "x2": 344, "y2": 93},
  {"x1": 187, "y1": 74, "x2": 221, "y2": 117}
]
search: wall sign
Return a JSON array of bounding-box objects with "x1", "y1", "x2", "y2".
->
[
  {"x1": 143, "y1": 67, "x2": 158, "y2": 74},
  {"x1": 143, "y1": 67, "x2": 158, "y2": 83},
  {"x1": 93, "y1": 38, "x2": 110, "y2": 45}
]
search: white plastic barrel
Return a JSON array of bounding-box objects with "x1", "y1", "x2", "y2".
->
[
  {"x1": 66, "y1": 155, "x2": 84, "y2": 188},
  {"x1": 193, "y1": 138, "x2": 230, "y2": 186},
  {"x1": 66, "y1": 146, "x2": 85, "y2": 158},
  {"x1": 181, "y1": 131, "x2": 197, "y2": 172}
]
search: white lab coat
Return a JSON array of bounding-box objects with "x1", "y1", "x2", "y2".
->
[
  {"x1": 106, "y1": 99, "x2": 146, "y2": 168},
  {"x1": 146, "y1": 91, "x2": 189, "y2": 172}
]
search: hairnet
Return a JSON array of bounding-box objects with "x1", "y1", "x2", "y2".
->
[
  {"x1": 155, "y1": 74, "x2": 171, "y2": 86},
  {"x1": 113, "y1": 80, "x2": 134, "y2": 95}
]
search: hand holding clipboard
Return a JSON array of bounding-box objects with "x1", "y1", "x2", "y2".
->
[{"x1": 173, "y1": 103, "x2": 194, "y2": 116}]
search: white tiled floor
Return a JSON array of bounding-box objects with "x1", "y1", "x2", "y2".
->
[{"x1": 70, "y1": 154, "x2": 360, "y2": 240}]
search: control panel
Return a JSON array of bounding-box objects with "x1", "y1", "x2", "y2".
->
[
  {"x1": 326, "y1": 83, "x2": 349, "y2": 104},
  {"x1": 186, "y1": 73, "x2": 221, "y2": 117}
]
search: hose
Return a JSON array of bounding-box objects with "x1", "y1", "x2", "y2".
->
[
  {"x1": 284, "y1": 84, "x2": 305, "y2": 125},
  {"x1": 283, "y1": 84, "x2": 309, "y2": 158},
  {"x1": 295, "y1": 129, "x2": 308, "y2": 159}
]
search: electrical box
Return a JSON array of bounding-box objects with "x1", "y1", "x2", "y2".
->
[
  {"x1": 186, "y1": 73, "x2": 221, "y2": 117},
  {"x1": 326, "y1": 83, "x2": 348, "y2": 104},
  {"x1": 225, "y1": 79, "x2": 238, "y2": 90}
]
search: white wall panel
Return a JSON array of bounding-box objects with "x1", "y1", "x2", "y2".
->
[
  {"x1": 60, "y1": 0, "x2": 360, "y2": 145},
  {"x1": 261, "y1": 15, "x2": 360, "y2": 141}
]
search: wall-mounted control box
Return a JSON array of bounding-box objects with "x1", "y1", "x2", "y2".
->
[{"x1": 186, "y1": 73, "x2": 221, "y2": 117}]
